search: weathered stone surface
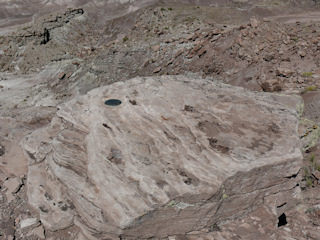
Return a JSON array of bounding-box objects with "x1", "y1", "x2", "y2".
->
[
  {"x1": 27, "y1": 225, "x2": 45, "y2": 239},
  {"x1": 20, "y1": 218, "x2": 39, "y2": 229},
  {"x1": 3, "y1": 177, "x2": 22, "y2": 203},
  {"x1": 22, "y1": 76, "x2": 302, "y2": 239}
]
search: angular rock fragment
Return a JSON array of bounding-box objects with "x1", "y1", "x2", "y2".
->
[
  {"x1": 250, "y1": 18, "x2": 259, "y2": 28},
  {"x1": 20, "y1": 218, "x2": 39, "y2": 229},
  {"x1": 153, "y1": 66, "x2": 161, "y2": 73},
  {"x1": 58, "y1": 72, "x2": 66, "y2": 80},
  {"x1": 3, "y1": 177, "x2": 23, "y2": 203},
  {"x1": 22, "y1": 76, "x2": 302, "y2": 239},
  {"x1": 277, "y1": 67, "x2": 295, "y2": 77},
  {"x1": 261, "y1": 80, "x2": 282, "y2": 92},
  {"x1": 27, "y1": 225, "x2": 45, "y2": 239}
]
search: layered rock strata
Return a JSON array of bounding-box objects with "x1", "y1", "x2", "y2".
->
[{"x1": 22, "y1": 76, "x2": 302, "y2": 239}]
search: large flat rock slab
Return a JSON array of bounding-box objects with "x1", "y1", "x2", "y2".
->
[{"x1": 22, "y1": 76, "x2": 302, "y2": 239}]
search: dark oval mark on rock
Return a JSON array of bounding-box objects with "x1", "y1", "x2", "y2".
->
[{"x1": 105, "y1": 99, "x2": 122, "y2": 106}]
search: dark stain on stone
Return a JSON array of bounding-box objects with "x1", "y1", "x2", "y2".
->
[
  {"x1": 67, "y1": 199, "x2": 76, "y2": 210},
  {"x1": 0, "y1": 144, "x2": 5, "y2": 156},
  {"x1": 208, "y1": 223, "x2": 221, "y2": 232},
  {"x1": 184, "y1": 105, "x2": 195, "y2": 112},
  {"x1": 26, "y1": 150, "x2": 36, "y2": 160},
  {"x1": 129, "y1": 100, "x2": 137, "y2": 105},
  {"x1": 58, "y1": 201, "x2": 68, "y2": 211},
  {"x1": 277, "y1": 202, "x2": 287, "y2": 208},
  {"x1": 156, "y1": 180, "x2": 168, "y2": 189},
  {"x1": 39, "y1": 205, "x2": 49, "y2": 213},
  {"x1": 268, "y1": 122, "x2": 280, "y2": 134},
  {"x1": 250, "y1": 138, "x2": 273, "y2": 152},
  {"x1": 198, "y1": 120, "x2": 221, "y2": 138},
  {"x1": 208, "y1": 138, "x2": 230, "y2": 153},
  {"x1": 45, "y1": 193, "x2": 53, "y2": 201},
  {"x1": 103, "y1": 123, "x2": 112, "y2": 130},
  {"x1": 163, "y1": 130, "x2": 179, "y2": 142},
  {"x1": 178, "y1": 169, "x2": 199, "y2": 186},
  {"x1": 40, "y1": 28, "x2": 50, "y2": 45}
]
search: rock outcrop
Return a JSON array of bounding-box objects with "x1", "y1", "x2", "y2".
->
[{"x1": 22, "y1": 76, "x2": 302, "y2": 239}]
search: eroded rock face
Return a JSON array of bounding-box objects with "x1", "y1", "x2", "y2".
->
[{"x1": 22, "y1": 76, "x2": 302, "y2": 239}]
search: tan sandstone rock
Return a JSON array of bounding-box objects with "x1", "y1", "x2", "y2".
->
[{"x1": 22, "y1": 76, "x2": 302, "y2": 239}]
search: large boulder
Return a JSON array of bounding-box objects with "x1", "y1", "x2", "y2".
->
[{"x1": 22, "y1": 76, "x2": 302, "y2": 239}]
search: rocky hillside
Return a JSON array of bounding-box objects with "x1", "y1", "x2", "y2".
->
[{"x1": 1, "y1": 0, "x2": 320, "y2": 239}]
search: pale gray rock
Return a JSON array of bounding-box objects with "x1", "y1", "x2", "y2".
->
[
  {"x1": 20, "y1": 218, "x2": 39, "y2": 229},
  {"x1": 22, "y1": 76, "x2": 303, "y2": 239}
]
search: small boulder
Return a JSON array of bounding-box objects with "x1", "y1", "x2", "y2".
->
[
  {"x1": 66, "y1": 72, "x2": 73, "y2": 78},
  {"x1": 276, "y1": 67, "x2": 294, "y2": 77},
  {"x1": 153, "y1": 67, "x2": 162, "y2": 73},
  {"x1": 250, "y1": 18, "x2": 259, "y2": 28},
  {"x1": 58, "y1": 72, "x2": 66, "y2": 80},
  {"x1": 198, "y1": 48, "x2": 207, "y2": 58},
  {"x1": 261, "y1": 80, "x2": 282, "y2": 92},
  {"x1": 298, "y1": 50, "x2": 306, "y2": 58},
  {"x1": 188, "y1": 45, "x2": 202, "y2": 58},
  {"x1": 185, "y1": 34, "x2": 193, "y2": 41},
  {"x1": 143, "y1": 60, "x2": 149, "y2": 67},
  {"x1": 20, "y1": 218, "x2": 39, "y2": 229}
]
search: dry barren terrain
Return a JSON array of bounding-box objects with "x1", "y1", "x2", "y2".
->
[{"x1": 1, "y1": 0, "x2": 320, "y2": 239}]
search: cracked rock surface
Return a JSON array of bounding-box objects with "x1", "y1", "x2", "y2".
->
[{"x1": 22, "y1": 75, "x2": 302, "y2": 239}]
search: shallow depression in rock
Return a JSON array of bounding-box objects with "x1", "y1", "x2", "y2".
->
[{"x1": 104, "y1": 99, "x2": 122, "y2": 106}]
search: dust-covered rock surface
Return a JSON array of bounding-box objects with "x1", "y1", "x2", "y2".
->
[{"x1": 1, "y1": 0, "x2": 320, "y2": 239}]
